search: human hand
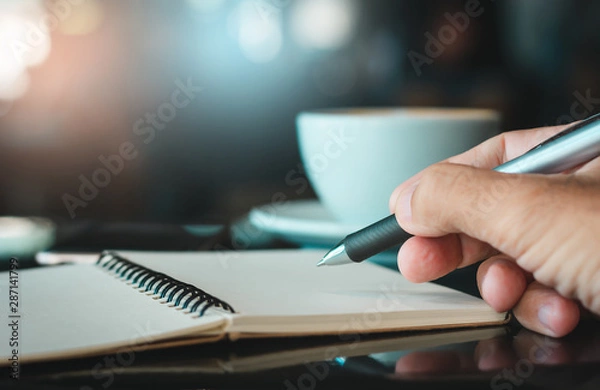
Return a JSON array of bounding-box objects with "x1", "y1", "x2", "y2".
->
[{"x1": 389, "y1": 124, "x2": 600, "y2": 337}]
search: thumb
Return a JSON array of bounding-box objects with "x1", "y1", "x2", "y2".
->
[{"x1": 392, "y1": 163, "x2": 600, "y2": 312}]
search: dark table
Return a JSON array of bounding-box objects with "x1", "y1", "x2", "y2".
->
[{"x1": 2, "y1": 321, "x2": 599, "y2": 390}]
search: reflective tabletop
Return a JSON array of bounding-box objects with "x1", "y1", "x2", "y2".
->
[{"x1": 4, "y1": 320, "x2": 598, "y2": 390}]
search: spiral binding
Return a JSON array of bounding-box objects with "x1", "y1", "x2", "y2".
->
[{"x1": 96, "y1": 251, "x2": 235, "y2": 316}]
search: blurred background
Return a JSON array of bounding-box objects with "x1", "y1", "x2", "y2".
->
[{"x1": 1, "y1": 0, "x2": 600, "y2": 225}]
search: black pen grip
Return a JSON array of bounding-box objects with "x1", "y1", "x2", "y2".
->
[{"x1": 345, "y1": 215, "x2": 411, "y2": 262}]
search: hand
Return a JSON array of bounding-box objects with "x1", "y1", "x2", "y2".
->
[{"x1": 389, "y1": 124, "x2": 600, "y2": 337}]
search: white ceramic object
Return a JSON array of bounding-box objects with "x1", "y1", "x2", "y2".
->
[
  {"x1": 248, "y1": 199, "x2": 362, "y2": 247},
  {"x1": 297, "y1": 108, "x2": 500, "y2": 225}
]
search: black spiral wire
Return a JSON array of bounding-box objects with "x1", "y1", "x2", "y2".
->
[{"x1": 96, "y1": 251, "x2": 235, "y2": 316}]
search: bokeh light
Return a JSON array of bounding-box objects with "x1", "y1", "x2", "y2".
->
[
  {"x1": 291, "y1": 0, "x2": 357, "y2": 50},
  {"x1": 0, "y1": 1, "x2": 51, "y2": 101},
  {"x1": 0, "y1": 69, "x2": 29, "y2": 101},
  {"x1": 231, "y1": 0, "x2": 283, "y2": 63}
]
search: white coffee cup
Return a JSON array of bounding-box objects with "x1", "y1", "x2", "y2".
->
[{"x1": 297, "y1": 107, "x2": 500, "y2": 225}]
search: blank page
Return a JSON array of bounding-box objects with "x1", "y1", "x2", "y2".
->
[
  {"x1": 118, "y1": 250, "x2": 505, "y2": 333},
  {"x1": 0, "y1": 264, "x2": 227, "y2": 364}
]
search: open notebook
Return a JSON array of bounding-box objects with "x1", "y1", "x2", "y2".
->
[{"x1": 0, "y1": 250, "x2": 507, "y2": 364}]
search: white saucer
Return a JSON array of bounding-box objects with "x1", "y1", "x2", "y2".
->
[{"x1": 248, "y1": 199, "x2": 363, "y2": 247}]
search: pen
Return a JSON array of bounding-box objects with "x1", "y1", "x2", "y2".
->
[{"x1": 317, "y1": 112, "x2": 600, "y2": 267}]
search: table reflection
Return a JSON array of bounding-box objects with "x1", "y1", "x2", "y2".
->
[
  {"x1": 14, "y1": 321, "x2": 600, "y2": 390},
  {"x1": 389, "y1": 326, "x2": 600, "y2": 378}
]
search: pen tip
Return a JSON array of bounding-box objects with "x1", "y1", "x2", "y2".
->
[{"x1": 316, "y1": 258, "x2": 327, "y2": 267}]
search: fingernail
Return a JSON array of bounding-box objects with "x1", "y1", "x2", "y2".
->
[
  {"x1": 396, "y1": 181, "x2": 418, "y2": 222},
  {"x1": 538, "y1": 305, "x2": 554, "y2": 332}
]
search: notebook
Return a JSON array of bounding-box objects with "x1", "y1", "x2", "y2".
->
[{"x1": 0, "y1": 249, "x2": 507, "y2": 364}]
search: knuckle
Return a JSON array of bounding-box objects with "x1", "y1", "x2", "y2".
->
[{"x1": 415, "y1": 163, "x2": 471, "y2": 228}]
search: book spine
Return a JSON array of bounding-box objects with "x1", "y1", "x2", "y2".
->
[{"x1": 96, "y1": 251, "x2": 235, "y2": 316}]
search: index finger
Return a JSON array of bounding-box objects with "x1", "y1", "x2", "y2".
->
[
  {"x1": 447, "y1": 124, "x2": 574, "y2": 168},
  {"x1": 389, "y1": 124, "x2": 572, "y2": 212}
]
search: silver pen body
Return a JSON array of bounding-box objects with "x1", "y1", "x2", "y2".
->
[{"x1": 495, "y1": 114, "x2": 600, "y2": 174}]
